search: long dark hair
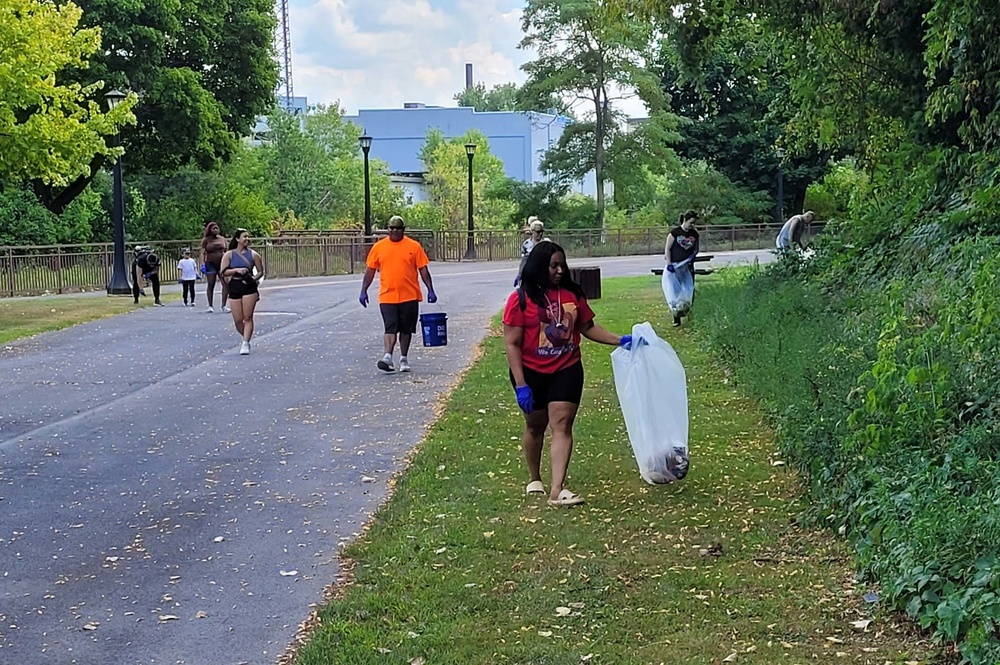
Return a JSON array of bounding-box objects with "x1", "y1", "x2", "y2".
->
[
  {"x1": 519, "y1": 241, "x2": 584, "y2": 308},
  {"x1": 228, "y1": 228, "x2": 248, "y2": 251}
]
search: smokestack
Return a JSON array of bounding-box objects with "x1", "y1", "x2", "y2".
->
[{"x1": 465, "y1": 63, "x2": 473, "y2": 90}]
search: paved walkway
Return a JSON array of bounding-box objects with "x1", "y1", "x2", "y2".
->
[{"x1": 0, "y1": 251, "x2": 772, "y2": 664}]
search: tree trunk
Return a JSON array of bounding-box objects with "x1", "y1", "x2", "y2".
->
[
  {"x1": 594, "y1": 94, "x2": 605, "y2": 228},
  {"x1": 34, "y1": 154, "x2": 106, "y2": 215}
]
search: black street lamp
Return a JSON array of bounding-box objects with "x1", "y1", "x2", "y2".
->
[
  {"x1": 464, "y1": 142, "x2": 477, "y2": 260},
  {"x1": 776, "y1": 147, "x2": 785, "y2": 223},
  {"x1": 359, "y1": 134, "x2": 373, "y2": 240},
  {"x1": 105, "y1": 89, "x2": 131, "y2": 296}
]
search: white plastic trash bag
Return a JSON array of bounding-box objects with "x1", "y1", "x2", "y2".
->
[
  {"x1": 611, "y1": 322, "x2": 689, "y2": 484},
  {"x1": 661, "y1": 265, "x2": 694, "y2": 316}
]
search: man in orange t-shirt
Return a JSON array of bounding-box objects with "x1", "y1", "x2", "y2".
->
[{"x1": 359, "y1": 215, "x2": 437, "y2": 373}]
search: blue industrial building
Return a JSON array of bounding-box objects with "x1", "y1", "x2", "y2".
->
[{"x1": 342, "y1": 105, "x2": 597, "y2": 201}]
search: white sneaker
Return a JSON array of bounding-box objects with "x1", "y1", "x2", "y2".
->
[
  {"x1": 398, "y1": 358, "x2": 411, "y2": 372},
  {"x1": 377, "y1": 354, "x2": 395, "y2": 372},
  {"x1": 240, "y1": 341, "x2": 250, "y2": 355},
  {"x1": 222, "y1": 306, "x2": 232, "y2": 313},
  {"x1": 206, "y1": 306, "x2": 214, "y2": 313}
]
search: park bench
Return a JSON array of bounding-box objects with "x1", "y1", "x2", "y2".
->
[{"x1": 651, "y1": 254, "x2": 714, "y2": 276}]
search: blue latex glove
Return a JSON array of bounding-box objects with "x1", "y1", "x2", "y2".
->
[
  {"x1": 666, "y1": 264, "x2": 676, "y2": 273},
  {"x1": 200, "y1": 264, "x2": 207, "y2": 274},
  {"x1": 620, "y1": 334, "x2": 633, "y2": 350},
  {"x1": 514, "y1": 385, "x2": 534, "y2": 414},
  {"x1": 359, "y1": 291, "x2": 369, "y2": 308},
  {"x1": 427, "y1": 290, "x2": 438, "y2": 304},
  {"x1": 513, "y1": 274, "x2": 521, "y2": 287}
]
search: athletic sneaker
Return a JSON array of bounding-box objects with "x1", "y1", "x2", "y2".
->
[
  {"x1": 154, "y1": 300, "x2": 165, "y2": 307},
  {"x1": 222, "y1": 306, "x2": 231, "y2": 313},
  {"x1": 398, "y1": 358, "x2": 411, "y2": 373},
  {"x1": 377, "y1": 353, "x2": 395, "y2": 372},
  {"x1": 240, "y1": 341, "x2": 250, "y2": 355},
  {"x1": 206, "y1": 306, "x2": 214, "y2": 313}
]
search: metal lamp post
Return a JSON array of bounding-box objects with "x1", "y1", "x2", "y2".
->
[
  {"x1": 359, "y1": 134, "x2": 373, "y2": 240},
  {"x1": 776, "y1": 147, "x2": 785, "y2": 223},
  {"x1": 105, "y1": 89, "x2": 131, "y2": 295},
  {"x1": 464, "y1": 142, "x2": 477, "y2": 260}
]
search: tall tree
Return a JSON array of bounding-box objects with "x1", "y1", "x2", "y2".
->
[
  {"x1": 519, "y1": 0, "x2": 667, "y2": 227},
  {"x1": 35, "y1": 0, "x2": 278, "y2": 213},
  {"x1": 0, "y1": 0, "x2": 134, "y2": 189},
  {"x1": 259, "y1": 105, "x2": 403, "y2": 229},
  {"x1": 419, "y1": 129, "x2": 513, "y2": 230},
  {"x1": 657, "y1": 19, "x2": 830, "y2": 217},
  {"x1": 455, "y1": 83, "x2": 521, "y2": 112}
]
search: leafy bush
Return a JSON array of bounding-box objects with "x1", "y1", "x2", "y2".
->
[{"x1": 696, "y1": 147, "x2": 1000, "y2": 662}]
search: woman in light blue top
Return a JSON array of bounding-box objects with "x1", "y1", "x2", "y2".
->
[{"x1": 220, "y1": 229, "x2": 265, "y2": 355}]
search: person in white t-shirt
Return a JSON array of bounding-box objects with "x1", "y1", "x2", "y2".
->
[
  {"x1": 515, "y1": 217, "x2": 550, "y2": 286},
  {"x1": 176, "y1": 248, "x2": 201, "y2": 307}
]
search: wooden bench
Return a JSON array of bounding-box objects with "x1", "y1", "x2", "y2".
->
[{"x1": 651, "y1": 254, "x2": 714, "y2": 276}]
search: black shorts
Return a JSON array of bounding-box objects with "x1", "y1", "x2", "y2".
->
[
  {"x1": 380, "y1": 300, "x2": 419, "y2": 335},
  {"x1": 227, "y1": 276, "x2": 259, "y2": 300},
  {"x1": 509, "y1": 361, "x2": 585, "y2": 408}
]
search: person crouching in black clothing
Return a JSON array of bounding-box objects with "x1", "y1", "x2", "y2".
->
[{"x1": 132, "y1": 246, "x2": 164, "y2": 306}]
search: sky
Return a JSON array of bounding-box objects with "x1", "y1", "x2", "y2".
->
[{"x1": 285, "y1": 0, "x2": 648, "y2": 118}]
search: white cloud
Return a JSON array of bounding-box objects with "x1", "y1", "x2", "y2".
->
[{"x1": 285, "y1": 0, "x2": 645, "y2": 117}]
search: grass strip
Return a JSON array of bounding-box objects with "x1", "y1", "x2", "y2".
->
[
  {"x1": 294, "y1": 276, "x2": 937, "y2": 665},
  {"x1": 0, "y1": 293, "x2": 179, "y2": 344}
]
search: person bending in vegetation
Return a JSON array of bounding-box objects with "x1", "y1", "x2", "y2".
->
[
  {"x1": 776, "y1": 210, "x2": 813, "y2": 251},
  {"x1": 503, "y1": 241, "x2": 633, "y2": 507}
]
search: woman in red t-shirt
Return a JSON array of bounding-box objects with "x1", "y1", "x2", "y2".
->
[{"x1": 502, "y1": 241, "x2": 633, "y2": 507}]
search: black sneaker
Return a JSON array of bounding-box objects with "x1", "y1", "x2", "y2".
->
[{"x1": 673, "y1": 315, "x2": 681, "y2": 327}]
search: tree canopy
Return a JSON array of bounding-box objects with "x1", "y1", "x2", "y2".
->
[
  {"x1": 35, "y1": 0, "x2": 278, "y2": 213},
  {"x1": 520, "y1": 0, "x2": 669, "y2": 227},
  {"x1": 0, "y1": 0, "x2": 134, "y2": 189}
]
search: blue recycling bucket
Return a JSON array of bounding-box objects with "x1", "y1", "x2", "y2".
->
[{"x1": 420, "y1": 312, "x2": 448, "y2": 347}]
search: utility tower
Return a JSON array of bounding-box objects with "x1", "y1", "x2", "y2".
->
[{"x1": 275, "y1": 0, "x2": 293, "y2": 107}]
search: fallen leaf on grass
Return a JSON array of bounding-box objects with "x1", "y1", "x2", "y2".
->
[
  {"x1": 538, "y1": 631, "x2": 553, "y2": 637},
  {"x1": 849, "y1": 619, "x2": 872, "y2": 631},
  {"x1": 555, "y1": 607, "x2": 571, "y2": 617},
  {"x1": 722, "y1": 653, "x2": 738, "y2": 662},
  {"x1": 825, "y1": 636, "x2": 844, "y2": 643},
  {"x1": 409, "y1": 658, "x2": 425, "y2": 665}
]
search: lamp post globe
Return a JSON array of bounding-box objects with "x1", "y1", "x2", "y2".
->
[
  {"x1": 105, "y1": 89, "x2": 131, "y2": 295},
  {"x1": 464, "y1": 143, "x2": 477, "y2": 260},
  {"x1": 359, "y1": 134, "x2": 373, "y2": 240}
]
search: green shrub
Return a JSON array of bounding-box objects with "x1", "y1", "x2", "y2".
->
[{"x1": 697, "y1": 215, "x2": 1000, "y2": 661}]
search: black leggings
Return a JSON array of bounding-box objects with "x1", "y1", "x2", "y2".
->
[{"x1": 181, "y1": 280, "x2": 196, "y2": 304}]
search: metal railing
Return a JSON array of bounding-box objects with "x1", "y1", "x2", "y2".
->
[{"x1": 0, "y1": 223, "x2": 821, "y2": 297}]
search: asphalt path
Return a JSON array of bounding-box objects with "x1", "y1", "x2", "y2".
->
[{"x1": 0, "y1": 250, "x2": 773, "y2": 664}]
